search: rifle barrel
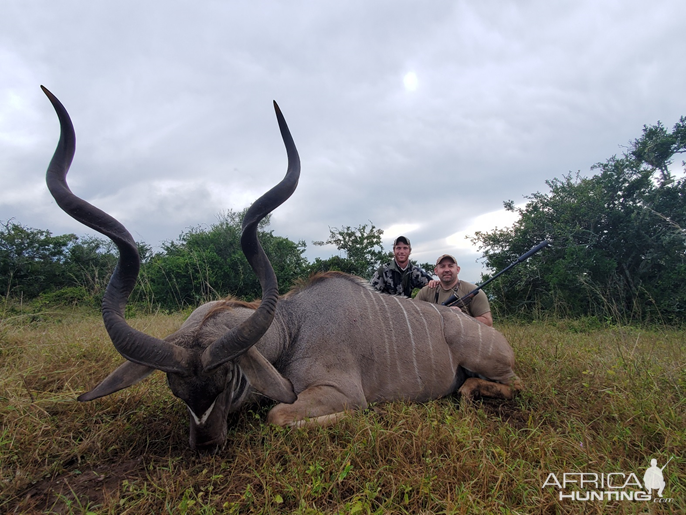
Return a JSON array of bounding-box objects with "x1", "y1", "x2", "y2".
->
[{"x1": 441, "y1": 240, "x2": 550, "y2": 307}]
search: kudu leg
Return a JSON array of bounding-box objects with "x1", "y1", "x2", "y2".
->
[
  {"x1": 267, "y1": 384, "x2": 366, "y2": 427},
  {"x1": 458, "y1": 377, "x2": 523, "y2": 400}
]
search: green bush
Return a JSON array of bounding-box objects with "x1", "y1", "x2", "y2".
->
[{"x1": 35, "y1": 286, "x2": 92, "y2": 308}]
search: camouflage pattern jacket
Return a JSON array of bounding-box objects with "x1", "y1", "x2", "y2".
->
[{"x1": 370, "y1": 260, "x2": 432, "y2": 297}]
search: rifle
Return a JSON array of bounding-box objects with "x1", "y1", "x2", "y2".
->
[
  {"x1": 442, "y1": 240, "x2": 550, "y2": 309},
  {"x1": 660, "y1": 456, "x2": 674, "y2": 471}
]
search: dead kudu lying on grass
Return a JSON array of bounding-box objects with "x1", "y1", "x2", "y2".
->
[{"x1": 42, "y1": 86, "x2": 520, "y2": 452}]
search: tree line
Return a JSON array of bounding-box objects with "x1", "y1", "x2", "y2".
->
[
  {"x1": 2, "y1": 117, "x2": 684, "y2": 323},
  {"x1": 0, "y1": 212, "x2": 390, "y2": 312},
  {"x1": 473, "y1": 117, "x2": 685, "y2": 324}
]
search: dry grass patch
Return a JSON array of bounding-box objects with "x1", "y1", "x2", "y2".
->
[{"x1": 1, "y1": 310, "x2": 684, "y2": 513}]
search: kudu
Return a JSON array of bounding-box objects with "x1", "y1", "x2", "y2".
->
[{"x1": 42, "y1": 86, "x2": 520, "y2": 452}]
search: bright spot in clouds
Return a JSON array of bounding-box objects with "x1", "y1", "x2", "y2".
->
[
  {"x1": 385, "y1": 223, "x2": 420, "y2": 239},
  {"x1": 403, "y1": 72, "x2": 418, "y2": 91},
  {"x1": 446, "y1": 207, "x2": 520, "y2": 250}
]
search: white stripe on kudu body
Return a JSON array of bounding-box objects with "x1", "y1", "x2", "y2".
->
[
  {"x1": 357, "y1": 288, "x2": 379, "y2": 386},
  {"x1": 391, "y1": 296, "x2": 423, "y2": 390},
  {"x1": 364, "y1": 288, "x2": 394, "y2": 389},
  {"x1": 408, "y1": 299, "x2": 439, "y2": 386},
  {"x1": 427, "y1": 302, "x2": 455, "y2": 373},
  {"x1": 376, "y1": 293, "x2": 404, "y2": 381}
]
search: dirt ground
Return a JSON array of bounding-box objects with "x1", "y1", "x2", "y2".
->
[{"x1": 16, "y1": 458, "x2": 144, "y2": 514}]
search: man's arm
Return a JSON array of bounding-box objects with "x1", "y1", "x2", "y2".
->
[
  {"x1": 474, "y1": 312, "x2": 493, "y2": 327},
  {"x1": 468, "y1": 290, "x2": 493, "y2": 326},
  {"x1": 447, "y1": 305, "x2": 492, "y2": 326}
]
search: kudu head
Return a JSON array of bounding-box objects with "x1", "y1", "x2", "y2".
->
[{"x1": 42, "y1": 86, "x2": 298, "y2": 451}]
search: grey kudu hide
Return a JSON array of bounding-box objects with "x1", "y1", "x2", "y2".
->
[{"x1": 42, "y1": 86, "x2": 520, "y2": 452}]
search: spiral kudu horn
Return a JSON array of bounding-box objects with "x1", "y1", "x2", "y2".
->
[
  {"x1": 42, "y1": 86, "x2": 188, "y2": 373},
  {"x1": 201, "y1": 101, "x2": 300, "y2": 371}
]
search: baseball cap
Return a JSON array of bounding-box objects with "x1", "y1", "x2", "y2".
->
[
  {"x1": 435, "y1": 254, "x2": 458, "y2": 265},
  {"x1": 393, "y1": 236, "x2": 411, "y2": 247}
]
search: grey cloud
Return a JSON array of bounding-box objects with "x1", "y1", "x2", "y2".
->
[{"x1": 1, "y1": 0, "x2": 685, "y2": 283}]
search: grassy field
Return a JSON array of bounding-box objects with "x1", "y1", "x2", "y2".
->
[{"x1": 0, "y1": 308, "x2": 683, "y2": 514}]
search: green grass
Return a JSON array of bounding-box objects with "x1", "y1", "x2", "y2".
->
[{"x1": 1, "y1": 309, "x2": 683, "y2": 513}]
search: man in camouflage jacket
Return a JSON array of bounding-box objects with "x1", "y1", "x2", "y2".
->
[{"x1": 370, "y1": 236, "x2": 433, "y2": 297}]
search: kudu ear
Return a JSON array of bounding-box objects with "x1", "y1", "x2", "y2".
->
[
  {"x1": 77, "y1": 361, "x2": 156, "y2": 401},
  {"x1": 238, "y1": 347, "x2": 297, "y2": 404}
]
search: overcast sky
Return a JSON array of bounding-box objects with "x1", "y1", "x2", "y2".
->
[{"x1": 2, "y1": 0, "x2": 685, "y2": 282}]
